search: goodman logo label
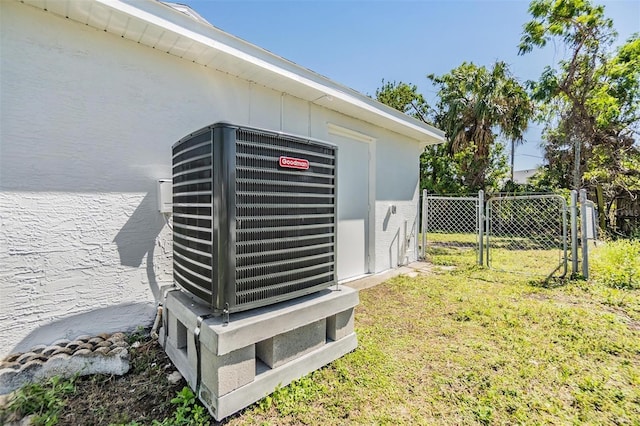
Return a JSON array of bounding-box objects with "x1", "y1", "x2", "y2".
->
[{"x1": 279, "y1": 156, "x2": 309, "y2": 170}]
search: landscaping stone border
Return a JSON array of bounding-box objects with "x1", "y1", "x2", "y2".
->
[{"x1": 0, "y1": 333, "x2": 130, "y2": 395}]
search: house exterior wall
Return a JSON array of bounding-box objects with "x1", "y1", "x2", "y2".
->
[{"x1": 0, "y1": 2, "x2": 423, "y2": 355}]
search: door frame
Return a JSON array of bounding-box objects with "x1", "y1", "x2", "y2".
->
[{"x1": 327, "y1": 122, "x2": 376, "y2": 275}]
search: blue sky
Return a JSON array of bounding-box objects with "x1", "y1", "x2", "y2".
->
[{"x1": 182, "y1": 0, "x2": 640, "y2": 171}]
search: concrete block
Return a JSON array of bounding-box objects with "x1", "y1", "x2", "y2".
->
[
  {"x1": 216, "y1": 333, "x2": 358, "y2": 421},
  {"x1": 202, "y1": 345, "x2": 255, "y2": 396},
  {"x1": 160, "y1": 286, "x2": 360, "y2": 421},
  {"x1": 327, "y1": 308, "x2": 355, "y2": 341},
  {"x1": 201, "y1": 287, "x2": 360, "y2": 356},
  {"x1": 161, "y1": 295, "x2": 256, "y2": 397},
  {"x1": 256, "y1": 319, "x2": 326, "y2": 368}
]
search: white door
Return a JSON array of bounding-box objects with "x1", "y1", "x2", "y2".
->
[{"x1": 335, "y1": 135, "x2": 370, "y2": 281}]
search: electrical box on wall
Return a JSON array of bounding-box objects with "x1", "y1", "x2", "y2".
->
[{"x1": 157, "y1": 179, "x2": 172, "y2": 213}]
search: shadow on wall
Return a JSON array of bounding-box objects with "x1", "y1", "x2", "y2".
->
[
  {"x1": 387, "y1": 212, "x2": 418, "y2": 268},
  {"x1": 389, "y1": 228, "x2": 400, "y2": 268},
  {"x1": 382, "y1": 205, "x2": 392, "y2": 231},
  {"x1": 9, "y1": 191, "x2": 169, "y2": 354},
  {"x1": 10, "y1": 303, "x2": 156, "y2": 354},
  {"x1": 113, "y1": 191, "x2": 167, "y2": 301}
]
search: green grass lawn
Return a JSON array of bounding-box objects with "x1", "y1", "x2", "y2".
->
[
  {"x1": 229, "y1": 243, "x2": 640, "y2": 425},
  {"x1": 425, "y1": 231, "x2": 568, "y2": 277},
  {"x1": 5, "y1": 241, "x2": 637, "y2": 425}
]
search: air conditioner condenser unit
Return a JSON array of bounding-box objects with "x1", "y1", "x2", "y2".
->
[{"x1": 171, "y1": 122, "x2": 337, "y2": 314}]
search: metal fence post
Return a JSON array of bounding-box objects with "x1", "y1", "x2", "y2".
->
[
  {"x1": 421, "y1": 189, "x2": 427, "y2": 260},
  {"x1": 478, "y1": 190, "x2": 484, "y2": 266},
  {"x1": 579, "y1": 189, "x2": 589, "y2": 279},
  {"x1": 561, "y1": 196, "x2": 568, "y2": 277},
  {"x1": 570, "y1": 190, "x2": 578, "y2": 276},
  {"x1": 485, "y1": 196, "x2": 491, "y2": 268}
]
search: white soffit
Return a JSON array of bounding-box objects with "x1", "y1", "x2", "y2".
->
[{"x1": 18, "y1": 0, "x2": 445, "y2": 145}]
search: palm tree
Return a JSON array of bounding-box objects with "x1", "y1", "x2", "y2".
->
[{"x1": 428, "y1": 62, "x2": 533, "y2": 190}]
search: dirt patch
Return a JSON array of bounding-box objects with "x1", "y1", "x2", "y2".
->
[
  {"x1": 2, "y1": 337, "x2": 189, "y2": 425},
  {"x1": 59, "y1": 338, "x2": 185, "y2": 425}
]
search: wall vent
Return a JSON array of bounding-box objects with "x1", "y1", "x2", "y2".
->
[{"x1": 172, "y1": 122, "x2": 337, "y2": 313}]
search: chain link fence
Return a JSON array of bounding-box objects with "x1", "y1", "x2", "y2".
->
[
  {"x1": 421, "y1": 190, "x2": 592, "y2": 279},
  {"x1": 486, "y1": 195, "x2": 568, "y2": 277},
  {"x1": 421, "y1": 194, "x2": 482, "y2": 255}
]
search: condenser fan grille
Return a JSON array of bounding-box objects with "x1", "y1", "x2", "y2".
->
[{"x1": 171, "y1": 123, "x2": 337, "y2": 313}]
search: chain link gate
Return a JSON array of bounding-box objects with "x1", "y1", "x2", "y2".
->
[
  {"x1": 421, "y1": 191, "x2": 590, "y2": 279},
  {"x1": 486, "y1": 194, "x2": 568, "y2": 278}
]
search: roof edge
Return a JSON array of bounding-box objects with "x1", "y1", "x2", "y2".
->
[
  {"x1": 108, "y1": 0, "x2": 445, "y2": 143},
  {"x1": 20, "y1": 0, "x2": 446, "y2": 144}
]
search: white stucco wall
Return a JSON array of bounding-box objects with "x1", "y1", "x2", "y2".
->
[
  {"x1": 0, "y1": 2, "x2": 425, "y2": 355},
  {"x1": 373, "y1": 129, "x2": 422, "y2": 272}
]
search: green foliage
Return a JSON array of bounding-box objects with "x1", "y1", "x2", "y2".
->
[
  {"x1": 591, "y1": 240, "x2": 640, "y2": 289},
  {"x1": 520, "y1": 0, "x2": 640, "y2": 229},
  {"x1": 427, "y1": 61, "x2": 533, "y2": 191},
  {"x1": 519, "y1": 0, "x2": 614, "y2": 55},
  {"x1": 374, "y1": 80, "x2": 431, "y2": 123},
  {"x1": 421, "y1": 140, "x2": 509, "y2": 194},
  {"x1": 3, "y1": 376, "x2": 76, "y2": 426},
  {"x1": 151, "y1": 387, "x2": 210, "y2": 426},
  {"x1": 375, "y1": 64, "x2": 530, "y2": 195},
  {"x1": 420, "y1": 144, "x2": 467, "y2": 194},
  {"x1": 258, "y1": 375, "x2": 327, "y2": 417},
  {"x1": 126, "y1": 326, "x2": 149, "y2": 345}
]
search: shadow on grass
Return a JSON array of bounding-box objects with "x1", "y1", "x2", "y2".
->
[
  {"x1": 529, "y1": 276, "x2": 569, "y2": 289},
  {"x1": 428, "y1": 241, "x2": 478, "y2": 249}
]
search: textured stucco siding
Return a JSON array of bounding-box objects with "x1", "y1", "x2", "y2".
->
[
  {"x1": 373, "y1": 133, "x2": 422, "y2": 272},
  {"x1": 0, "y1": 192, "x2": 171, "y2": 353},
  {"x1": 0, "y1": 2, "x2": 247, "y2": 354},
  {"x1": 0, "y1": 1, "x2": 427, "y2": 355}
]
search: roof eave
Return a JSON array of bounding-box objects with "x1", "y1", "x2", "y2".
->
[{"x1": 19, "y1": 0, "x2": 445, "y2": 144}]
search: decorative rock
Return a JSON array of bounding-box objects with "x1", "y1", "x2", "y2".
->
[
  {"x1": 0, "y1": 332, "x2": 131, "y2": 395},
  {"x1": 88, "y1": 337, "x2": 104, "y2": 345},
  {"x1": 30, "y1": 345, "x2": 47, "y2": 354},
  {"x1": 75, "y1": 343, "x2": 93, "y2": 352},
  {"x1": 31, "y1": 355, "x2": 49, "y2": 363},
  {"x1": 16, "y1": 353, "x2": 36, "y2": 365},
  {"x1": 107, "y1": 333, "x2": 126, "y2": 342},
  {"x1": 51, "y1": 339, "x2": 70, "y2": 347},
  {"x1": 49, "y1": 353, "x2": 71, "y2": 362},
  {"x1": 131, "y1": 341, "x2": 141, "y2": 349},
  {"x1": 42, "y1": 346, "x2": 59, "y2": 356},
  {"x1": 65, "y1": 341, "x2": 82, "y2": 351},
  {"x1": 0, "y1": 362, "x2": 20, "y2": 370},
  {"x1": 94, "y1": 346, "x2": 110, "y2": 355},
  {"x1": 4, "y1": 354, "x2": 20, "y2": 363},
  {"x1": 22, "y1": 358, "x2": 44, "y2": 368},
  {"x1": 167, "y1": 370, "x2": 183, "y2": 385},
  {"x1": 108, "y1": 347, "x2": 127, "y2": 357},
  {"x1": 51, "y1": 347, "x2": 73, "y2": 357}
]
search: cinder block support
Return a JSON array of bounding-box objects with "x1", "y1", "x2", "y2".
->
[
  {"x1": 327, "y1": 308, "x2": 355, "y2": 341},
  {"x1": 256, "y1": 319, "x2": 326, "y2": 368},
  {"x1": 201, "y1": 345, "x2": 255, "y2": 397},
  {"x1": 160, "y1": 286, "x2": 359, "y2": 421}
]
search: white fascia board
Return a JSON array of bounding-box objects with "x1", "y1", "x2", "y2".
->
[{"x1": 95, "y1": 0, "x2": 445, "y2": 144}]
